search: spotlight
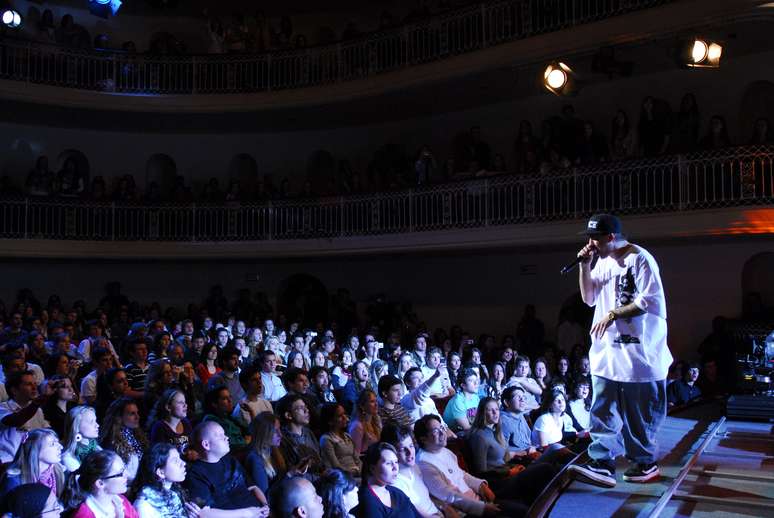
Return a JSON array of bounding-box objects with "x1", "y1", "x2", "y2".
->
[
  {"x1": 543, "y1": 62, "x2": 577, "y2": 95},
  {"x1": 2, "y1": 10, "x2": 21, "y2": 28},
  {"x1": 683, "y1": 38, "x2": 723, "y2": 68},
  {"x1": 88, "y1": 0, "x2": 122, "y2": 19}
]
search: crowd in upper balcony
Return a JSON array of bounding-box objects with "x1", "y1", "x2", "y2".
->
[
  {"x1": 15, "y1": 0, "x2": 478, "y2": 57},
  {"x1": 3, "y1": 94, "x2": 772, "y2": 204}
]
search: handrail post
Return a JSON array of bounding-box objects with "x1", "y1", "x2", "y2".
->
[
  {"x1": 192, "y1": 56, "x2": 197, "y2": 94},
  {"x1": 408, "y1": 189, "x2": 414, "y2": 232},
  {"x1": 111, "y1": 202, "x2": 116, "y2": 240},
  {"x1": 191, "y1": 203, "x2": 197, "y2": 241},
  {"x1": 25, "y1": 42, "x2": 31, "y2": 83},
  {"x1": 267, "y1": 201, "x2": 273, "y2": 240},
  {"x1": 112, "y1": 54, "x2": 117, "y2": 91},
  {"x1": 339, "y1": 196, "x2": 345, "y2": 237},
  {"x1": 481, "y1": 4, "x2": 487, "y2": 47},
  {"x1": 573, "y1": 170, "x2": 578, "y2": 219},
  {"x1": 266, "y1": 54, "x2": 272, "y2": 91},
  {"x1": 24, "y1": 198, "x2": 29, "y2": 239},
  {"x1": 484, "y1": 179, "x2": 490, "y2": 226}
]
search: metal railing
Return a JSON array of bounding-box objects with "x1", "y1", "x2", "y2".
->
[
  {"x1": 0, "y1": 0, "x2": 670, "y2": 94},
  {"x1": 1, "y1": 145, "x2": 772, "y2": 242}
]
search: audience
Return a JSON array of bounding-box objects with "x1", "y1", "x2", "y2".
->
[
  {"x1": 348, "y1": 388, "x2": 382, "y2": 455},
  {"x1": 0, "y1": 428, "x2": 65, "y2": 499},
  {"x1": 442, "y1": 368, "x2": 480, "y2": 433},
  {"x1": 415, "y1": 414, "x2": 546, "y2": 517},
  {"x1": 98, "y1": 398, "x2": 147, "y2": 482},
  {"x1": 359, "y1": 442, "x2": 422, "y2": 517},
  {"x1": 377, "y1": 375, "x2": 414, "y2": 430},
  {"x1": 531, "y1": 389, "x2": 580, "y2": 449},
  {"x1": 184, "y1": 421, "x2": 268, "y2": 515},
  {"x1": 315, "y1": 468, "x2": 359, "y2": 518},
  {"x1": 0, "y1": 284, "x2": 735, "y2": 517},
  {"x1": 277, "y1": 394, "x2": 323, "y2": 477},
  {"x1": 64, "y1": 450, "x2": 138, "y2": 518},
  {"x1": 380, "y1": 424, "x2": 449, "y2": 518},
  {"x1": 201, "y1": 386, "x2": 249, "y2": 449},
  {"x1": 0, "y1": 482, "x2": 61, "y2": 518},
  {"x1": 667, "y1": 362, "x2": 702, "y2": 407},
  {"x1": 0, "y1": 370, "x2": 51, "y2": 463},
  {"x1": 246, "y1": 412, "x2": 288, "y2": 495},
  {"x1": 319, "y1": 403, "x2": 361, "y2": 478},
  {"x1": 133, "y1": 443, "x2": 199, "y2": 518},
  {"x1": 148, "y1": 388, "x2": 194, "y2": 458},
  {"x1": 271, "y1": 476, "x2": 324, "y2": 518}
]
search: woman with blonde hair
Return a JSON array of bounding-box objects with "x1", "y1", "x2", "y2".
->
[
  {"x1": 0, "y1": 428, "x2": 65, "y2": 499},
  {"x1": 246, "y1": 327, "x2": 264, "y2": 363},
  {"x1": 245, "y1": 411, "x2": 287, "y2": 494},
  {"x1": 61, "y1": 405, "x2": 101, "y2": 472},
  {"x1": 348, "y1": 389, "x2": 382, "y2": 454}
]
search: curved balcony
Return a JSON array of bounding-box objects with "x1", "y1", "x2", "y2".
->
[
  {"x1": 1, "y1": 146, "x2": 772, "y2": 247},
  {"x1": 0, "y1": 0, "x2": 671, "y2": 95}
]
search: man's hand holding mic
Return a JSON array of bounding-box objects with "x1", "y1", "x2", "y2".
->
[{"x1": 577, "y1": 242, "x2": 596, "y2": 266}]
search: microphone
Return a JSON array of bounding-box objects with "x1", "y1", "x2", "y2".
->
[{"x1": 560, "y1": 257, "x2": 584, "y2": 275}]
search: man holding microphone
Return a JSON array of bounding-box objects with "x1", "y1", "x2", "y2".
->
[{"x1": 568, "y1": 214, "x2": 672, "y2": 487}]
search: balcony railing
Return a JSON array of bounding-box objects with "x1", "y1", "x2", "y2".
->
[
  {"x1": 0, "y1": 145, "x2": 772, "y2": 242},
  {"x1": 0, "y1": 0, "x2": 670, "y2": 94}
]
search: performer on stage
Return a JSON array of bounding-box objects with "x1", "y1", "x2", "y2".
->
[{"x1": 568, "y1": 214, "x2": 672, "y2": 487}]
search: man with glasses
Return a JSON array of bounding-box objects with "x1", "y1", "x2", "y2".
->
[{"x1": 415, "y1": 414, "x2": 552, "y2": 517}]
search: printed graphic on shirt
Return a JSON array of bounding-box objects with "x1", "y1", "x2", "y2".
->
[
  {"x1": 613, "y1": 267, "x2": 641, "y2": 345},
  {"x1": 466, "y1": 407, "x2": 478, "y2": 425}
]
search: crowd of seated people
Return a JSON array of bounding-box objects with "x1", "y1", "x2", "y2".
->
[
  {"x1": 15, "y1": 1, "x2": 482, "y2": 57},
  {"x1": 0, "y1": 282, "x2": 622, "y2": 517},
  {"x1": 6, "y1": 95, "x2": 771, "y2": 204}
]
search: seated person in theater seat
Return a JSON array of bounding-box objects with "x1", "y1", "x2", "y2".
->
[
  {"x1": 442, "y1": 368, "x2": 481, "y2": 434},
  {"x1": 667, "y1": 362, "x2": 702, "y2": 407},
  {"x1": 183, "y1": 421, "x2": 269, "y2": 516}
]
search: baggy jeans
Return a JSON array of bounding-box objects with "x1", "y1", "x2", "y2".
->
[{"x1": 588, "y1": 375, "x2": 667, "y2": 465}]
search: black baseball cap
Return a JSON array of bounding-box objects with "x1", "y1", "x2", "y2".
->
[{"x1": 579, "y1": 213, "x2": 622, "y2": 236}]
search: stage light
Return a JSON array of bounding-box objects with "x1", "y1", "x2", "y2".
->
[
  {"x1": 543, "y1": 62, "x2": 576, "y2": 95},
  {"x1": 691, "y1": 40, "x2": 708, "y2": 63},
  {"x1": 545, "y1": 67, "x2": 567, "y2": 90},
  {"x1": 683, "y1": 38, "x2": 723, "y2": 68},
  {"x1": 707, "y1": 43, "x2": 723, "y2": 62},
  {"x1": 2, "y1": 10, "x2": 21, "y2": 28},
  {"x1": 88, "y1": 0, "x2": 122, "y2": 18}
]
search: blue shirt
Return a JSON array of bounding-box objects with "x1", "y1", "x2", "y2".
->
[{"x1": 500, "y1": 410, "x2": 532, "y2": 451}]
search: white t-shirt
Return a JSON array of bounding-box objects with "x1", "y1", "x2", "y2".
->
[
  {"x1": 531, "y1": 413, "x2": 575, "y2": 447},
  {"x1": 568, "y1": 399, "x2": 590, "y2": 430},
  {"x1": 79, "y1": 370, "x2": 98, "y2": 404},
  {"x1": 391, "y1": 464, "x2": 441, "y2": 518},
  {"x1": 0, "y1": 399, "x2": 51, "y2": 463},
  {"x1": 401, "y1": 378, "x2": 442, "y2": 423},
  {"x1": 587, "y1": 244, "x2": 672, "y2": 382},
  {"x1": 260, "y1": 371, "x2": 287, "y2": 402}
]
